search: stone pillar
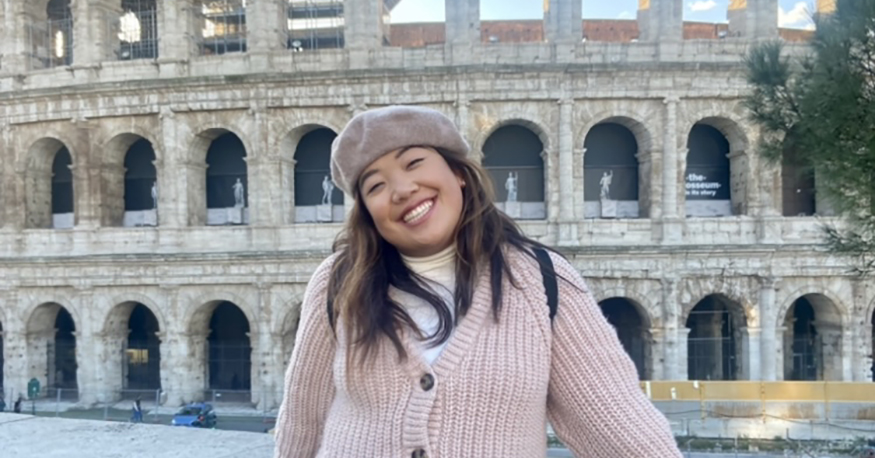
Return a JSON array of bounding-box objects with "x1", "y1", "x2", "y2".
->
[
  {"x1": 344, "y1": 0, "x2": 385, "y2": 68},
  {"x1": 444, "y1": 0, "x2": 480, "y2": 64},
  {"x1": 637, "y1": 0, "x2": 683, "y2": 42},
  {"x1": 544, "y1": 0, "x2": 581, "y2": 43},
  {"x1": 659, "y1": 97, "x2": 682, "y2": 243},
  {"x1": 758, "y1": 277, "x2": 779, "y2": 380},
  {"x1": 3, "y1": 330, "x2": 28, "y2": 400},
  {"x1": 1, "y1": 2, "x2": 44, "y2": 73},
  {"x1": 649, "y1": 327, "x2": 666, "y2": 380},
  {"x1": 70, "y1": 163, "x2": 102, "y2": 229},
  {"x1": 246, "y1": 0, "x2": 288, "y2": 54},
  {"x1": 661, "y1": 279, "x2": 687, "y2": 380},
  {"x1": 156, "y1": 108, "x2": 186, "y2": 228},
  {"x1": 816, "y1": 321, "x2": 845, "y2": 381},
  {"x1": 741, "y1": 327, "x2": 761, "y2": 380},
  {"x1": 727, "y1": 0, "x2": 778, "y2": 39},
  {"x1": 160, "y1": 330, "x2": 208, "y2": 406},
  {"x1": 157, "y1": 0, "x2": 200, "y2": 62},
  {"x1": 100, "y1": 163, "x2": 127, "y2": 227},
  {"x1": 71, "y1": 0, "x2": 122, "y2": 67},
  {"x1": 557, "y1": 98, "x2": 577, "y2": 245},
  {"x1": 853, "y1": 279, "x2": 872, "y2": 381},
  {"x1": 95, "y1": 331, "x2": 128, "y2": 402}
]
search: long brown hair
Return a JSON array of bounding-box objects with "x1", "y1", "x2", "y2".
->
[{"x1": 327, "y1": 147, "x2": 557, "y2": 368}]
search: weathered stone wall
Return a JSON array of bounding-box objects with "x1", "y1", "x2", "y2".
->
[{"x1": 0, "y1": 0, "x2": 867, "y2": 409}]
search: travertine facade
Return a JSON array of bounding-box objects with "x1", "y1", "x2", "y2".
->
[{"x1": 0, "y1": 0, "x2": 871, "y2": 410}]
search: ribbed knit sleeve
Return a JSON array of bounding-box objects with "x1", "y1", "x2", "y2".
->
[
  {"x1": 545, "y1": 253, "x2": 682, "y2": 458},
  {"x1": 274, "y1": 255, "x2": 338, "y2": 458}
]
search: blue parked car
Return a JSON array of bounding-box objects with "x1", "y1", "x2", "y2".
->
[{"x1": 171, "y1": 402, "x2": 218, "y2": 428}]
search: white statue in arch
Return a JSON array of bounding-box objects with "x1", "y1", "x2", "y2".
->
[
  {"x1": 321, "y1": 175, "x2": 335, "y2": 206},
  {"x1": 599, "y1": 170, "x2": 614, "y2": 200},
  {"x1": 233, "y1": 178, "x2": 245, "y2": 208},
  {"x1": 151, "y1": 181, "x2": 158, "y2": 210},
  {"x1": 505, "y1": 172, "x2": 518, "y2": 202}
]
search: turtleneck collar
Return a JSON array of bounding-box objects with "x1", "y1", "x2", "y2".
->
[{"x1": 400, "y1": 244, "x2": 456, "y2": 276}]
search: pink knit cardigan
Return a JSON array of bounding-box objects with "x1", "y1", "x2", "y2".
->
[{"x1": 274, "y1": 249, "x2": 682, "y2": 458}]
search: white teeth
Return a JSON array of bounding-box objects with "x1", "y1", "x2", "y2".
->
[{"x1": 403, "y1": 200, "x2": 434, "y2": 223}]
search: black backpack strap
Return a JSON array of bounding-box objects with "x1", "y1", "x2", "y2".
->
[{"x1": 533, "y1": 247, "x2": 558, "y2": 322}]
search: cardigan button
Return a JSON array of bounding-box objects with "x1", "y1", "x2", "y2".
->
[
  {"x1": 419, "y1": 373, "x2": 435, "y2": 391},
  {"x1": 411, "y1": 448, "x2": 428, "y2": 458}
]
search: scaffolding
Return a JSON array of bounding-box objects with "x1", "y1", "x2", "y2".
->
[
  {"x1": 288, "y1": 0, "x2": 344, "y2": 51},
  {"x1": 200, "y1": 0, "x2": 247, "y2": 55},
  {"x1": 117, "y1": 0, "x2": 159, "y2": 60},
  {"x1": 687, "y1": 308, "x2": 740, "y2": 381}
]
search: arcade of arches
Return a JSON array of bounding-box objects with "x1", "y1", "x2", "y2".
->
[
  {"x1": 0, "y1": 283, "x2": 872, "y2": 408},
  {"x1": 13, "y1": 108, "x2": 827, "y2": 230}
]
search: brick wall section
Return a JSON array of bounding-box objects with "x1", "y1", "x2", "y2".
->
[{"x1": 389, "y1": 19, "x2": 812, "y2": 46}]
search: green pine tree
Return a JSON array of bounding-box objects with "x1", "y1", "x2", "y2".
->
[{"x1": 743, "y1": 0, "x2": 875, "y2": 273}]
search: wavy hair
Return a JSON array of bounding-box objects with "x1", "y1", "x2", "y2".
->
[{"x1": 327, "y1": 147, "x2": 558, "y2": 369}]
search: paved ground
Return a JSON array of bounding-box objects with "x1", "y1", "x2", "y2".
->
[{"x1": 0, "y1": 413, "x2": 275, "y2": 458}]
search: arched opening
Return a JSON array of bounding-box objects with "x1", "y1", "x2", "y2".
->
[
  {"x1": 207, "y1": 302, "x2": 251, "y2": 400},
  {"x1": 118, "y1": 0, "x2": 158, "y2": 60},
  {"x1": 293, "y1": 127, "x2": 343, "y2": 223},
  {"x1": 27, "y1": 304, "x2": 78, "y2": 399},
  {"x1": 44, "y1": 0, "x2": 73, "y2": 68},
  {"x1": 584, "y1": 123, "x2": 641, "y2": 219},
  {"x1": 781, "y1": 144, "x2": 816, "y2": 217},
  {"x1": 482, "y1": 124, "x2": 546, "y2": 220},
  {"x1": 200, "y1": 0, "x2": 247, "y2": 55},
  {"x1": 685, "y1": 124, "x2": 733, "y2": 217},
  {"x1": 598, "y1": 298, "x2": 651, "y2": 380},
  {"x1": 26, "y1": 139, "x2": 70, "y2": 228},
  {"x1": 125, "y1": 304, "x2": 161, "y2": 391},
  {"x1": 123, "y1": 139, "x2": 158, "y2": 227},
  {"x1": 783, "y1": 294, "x2": 843, "y2": 381},
  {"x1": 205, "y1": 132, "x2": 248, "y2": 225},
  {"x1": 686, "y1": 295, "x2": 747, "y2": 380},
  {"x1": 51, "y1": 147, "x2": 74, "y2": 229}
]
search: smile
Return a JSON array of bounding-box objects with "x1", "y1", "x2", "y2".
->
[{"x1": 402, "y1": 199, "x2": 434, "y2": 224}]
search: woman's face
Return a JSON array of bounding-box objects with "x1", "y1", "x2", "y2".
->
[{"x1": 359, "y1": 146, "x2": 465, "y2": 257}]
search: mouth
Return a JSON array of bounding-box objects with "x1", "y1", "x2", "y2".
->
[{"x1": 402, "y1": 198, "x2": 435, "y2": 225}]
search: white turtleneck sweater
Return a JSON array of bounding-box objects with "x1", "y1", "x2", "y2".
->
[{"x1": 395, "y1": 245, "x2": 457, "y2": 365}]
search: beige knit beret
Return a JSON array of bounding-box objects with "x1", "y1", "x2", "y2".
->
[{"x1": 330, "y1": 105, "x2": 470, "y2": 195}]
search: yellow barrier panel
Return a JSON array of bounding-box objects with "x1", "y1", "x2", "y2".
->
[{"x1": 639, "y1": 381, "x2": 875, "y2": 403}]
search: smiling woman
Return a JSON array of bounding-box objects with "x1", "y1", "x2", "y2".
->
[{"x1": 274, "y1": 105, "x2": 683, "y2": 458}]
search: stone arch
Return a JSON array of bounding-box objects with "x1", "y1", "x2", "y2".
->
[
  {"x1": 479, "y1": 119, "x2": 548, "y2": 219},
  {"x1": 286, "y1": 124, "x2": 343, "y2": 222},
  {"x1": 101, "y1": 132, "x2": 159, "y2": 227},
  {"x1": 102, "y1": 294, "x2": 167, "y2": 336},
  {"x1": 776, "y1": 287, "x2": 848, "y2": 329},
  {"x1": 188, "y1": 125, "x2": 253, "y2": 167},
  {"x1": 577, "y1": 113, "x2": 655, "y2": 155},
  {"x1": 778, "y1": 292, "x2": 846, "y2": 381},
  {"x1": 24, "y1": 137, "x2": 76, "y2": 229},
  {"x1": 184, "y1": 292, "x2": 257, "y2": 335},
  {"x1": 684, "y1": 293, "x2": 749, "y2": 380},
  {"x1": 598, "y1": 296, "x2": 654, "y2": 380},
  {"x1": 188, "y1": 127, "x2": 250, "y2": 225},
  {"x1": 473, "y1": 117, "x2": 552, "y2": 158},
  {"x1": 590, "y1": 286, "x2": 659, "y2": 327},
  {"x1": 102, "y1": 130, "x2": 162, "y2": 166},
  {"x1": 103, "y1": 298, "x2": 164, "y2": 393},
  {"x1": 25, "y1": 301, "x2": 80, "y2": 395},
  {"x1": 680, "y1": 283, "x2": 757, "y2": 328},
  {"x1": 187, "y1": 297, "x2": 254, "y2": 394},
  {"x1": 683, "y1": 115, "x2": 752, "y2": 217},
  {"x1": 582, "y1": 115, "x2": 653, "y2": 218}
]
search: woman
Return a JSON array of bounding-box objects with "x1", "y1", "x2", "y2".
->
[{"x1": 275, "y1": 106, "x2": 682, "y2": 457}]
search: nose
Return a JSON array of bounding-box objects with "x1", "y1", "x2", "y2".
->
[{"x1": 390, "y1": 178, "x2": 418, "y2": 204}]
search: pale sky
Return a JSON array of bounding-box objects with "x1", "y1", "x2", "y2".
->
[{"x1": 389, "y1": 0, "x2": 817, "y2": 30}]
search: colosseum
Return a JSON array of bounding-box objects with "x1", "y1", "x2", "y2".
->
[{"x1": 0, "y1": 0, "x2": 869, "y2": 410}]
